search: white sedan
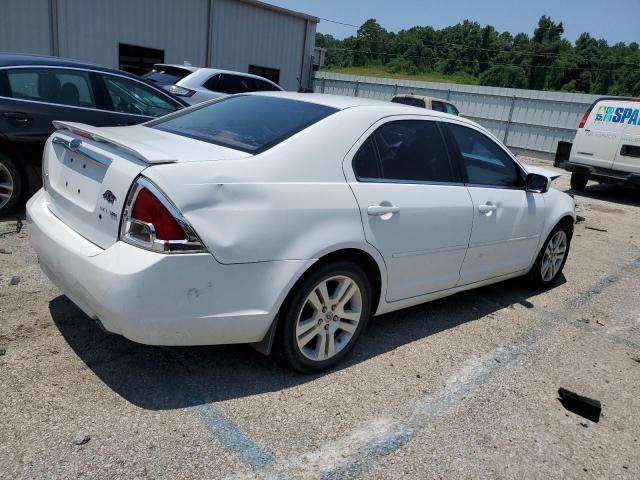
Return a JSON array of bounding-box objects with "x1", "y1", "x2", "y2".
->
[{"x1": 27, "y1": 92, "x2": 575, "y2": 372}]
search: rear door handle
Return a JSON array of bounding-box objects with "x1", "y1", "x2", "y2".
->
[
  {"x1": 478, "y1": 203, "x2": 497, "y2": 214},
  {"x1": 2, "y1": 111, "x2": 31, "y2": 122},
  {"x1": 367, "y1": 204, "x2": 400, "y2": 216}
]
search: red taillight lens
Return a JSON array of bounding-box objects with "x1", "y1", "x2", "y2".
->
[
  {"x1": 167, "y1": 85, "x2": 196, "y2": 97},
  {"x1": 131, "y1": 187, "x2": 186, "y2": 240},
  {"x1": 578, "y1": 111, "x2": 590, "y2": 129},
  {"x1": 70, "y1": 128, "x2": 95, "y2": 140}
]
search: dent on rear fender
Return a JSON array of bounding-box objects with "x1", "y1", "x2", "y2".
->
[{"x1": 170, "y1": 181, "x2": 368, "y2": 265}]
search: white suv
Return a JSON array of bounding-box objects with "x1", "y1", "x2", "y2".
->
[
  {"x1": 565, "y1": 97, "x2": 640, "y2": 190},
  {"x1": 142, "y1": 64, "x2": 282, "y2": 105}
]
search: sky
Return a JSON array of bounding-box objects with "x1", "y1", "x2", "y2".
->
[{"x1": 267, "y1": 0, "x2": 639, "y2": 45}]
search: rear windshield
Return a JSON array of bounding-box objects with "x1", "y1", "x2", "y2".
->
[
  {"x1": 142, "y1": 66, "x2": 192, "y2": 85},
  {"x1": 147, "y1": 95, "x2": 338, "y2": 154}
]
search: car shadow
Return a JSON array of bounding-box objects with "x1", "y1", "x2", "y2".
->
[
  {"x1": 49, "y1": 276, "x2": 558, "y2": 411},
  {"x1": 565, "y1": 183, "x2": 640, "y2": 208}
]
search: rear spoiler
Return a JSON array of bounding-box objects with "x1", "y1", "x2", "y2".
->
[{"x1": 52, "y1": 121, "x2": 177, "y2": 164}]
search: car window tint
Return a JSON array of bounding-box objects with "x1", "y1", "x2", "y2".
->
[
  {"x1": 216, "y1": 74, "x2": 253, "y2": 94},
  {"x1": 373, "y1": 120, "x2": 455, "y2": 183},
  {"x1": 352, "y1": 138, "x2": 381, "y2": 180},
  {"x1": 445, "y1": 103, "x2": 459, "y2": 116},
  {"x1": 254, "y1": 79, "x2": 280, "y2": 91},
  {"x1": 202, "y1": 74, "x2": 221, "y2": 92},
  {"x1": 148, "y1": 95, "x2": 337, "y2": 153},
  {"x1": 447, "y1": 123, "x2": 521, "y2": 187},
  {"x1": 104, "y1": 75, "x2": 179, "y2": 117},
  {"x1": 431, "y1": 101, "x2": 446, "y2": 112},
  {"x1": 6, "y1": 68, "x2": 96, "y2": 107}
]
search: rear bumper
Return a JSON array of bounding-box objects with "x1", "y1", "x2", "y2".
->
[
  {"x1": 27, "y1": 189, "x2": 314, "y2": 346},
  {"x1": 564, "y1": 161, "x2": 640, "y2": 186}
]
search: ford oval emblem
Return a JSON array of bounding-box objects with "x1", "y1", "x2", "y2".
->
[
  {"x1": 102, "y1": 190, "x2": 116, "y2": 204},
  {"x1": 69, "y1": 138, "x2": 82, "y2": 152}
]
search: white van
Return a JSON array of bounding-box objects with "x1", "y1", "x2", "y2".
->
[{"x1": 564, "y1": 97, "x2": 640, "y2": 190}]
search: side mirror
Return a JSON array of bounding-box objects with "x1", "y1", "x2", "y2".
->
[{"x1": 526, "y1": 173, "x2": 550, "y2": 193}]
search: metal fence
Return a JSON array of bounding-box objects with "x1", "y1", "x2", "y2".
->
[{"x1": 313, "y1": 71, "x2": 606, "y2": 161}]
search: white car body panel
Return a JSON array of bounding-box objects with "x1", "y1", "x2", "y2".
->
[{"x1": 27, "y1": 92, "x2": 575, "y2": 347}]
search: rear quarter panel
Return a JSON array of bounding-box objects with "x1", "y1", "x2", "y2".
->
[{"x1": 142, "y1": 108, "x2": 386, "y2": 265}]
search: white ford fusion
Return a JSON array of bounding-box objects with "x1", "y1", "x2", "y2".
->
[{"x1": 27, "y1": 92, "x2": 575, "y2": 372}]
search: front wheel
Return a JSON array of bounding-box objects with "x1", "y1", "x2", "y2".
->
[
  {"x1": 0, "y1": 154, "x2": 22, "y2": 216},
  {"x1": 528, "y1": 222, "x2": 572, "y2": 287},
  {"x1": 570, "y1": 172, "x2": 588, "y2": 190},
  {"x1": 276, "y1": 261, "x2": 371, "y2": 373}
]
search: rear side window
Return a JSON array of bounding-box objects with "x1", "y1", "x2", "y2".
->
[
  {"x1": 5, "y1": 68, "x2": 95, "y2": 107},
  {"x1": 104, "y1": 74, "x2": 180, "y2": 117},
  {"x1": 431, "y1": 101, "x2": 446, "y2": 112},
  {"x1": 216, "y1": 74, "x2": 253, "y2": 94},
  {"x1": 148, "y1": 95, "x2": 338, "y2": 153},
  {"x1": 353, "y1": 120, "x2": 456, "y2": 183},
  {"x1": 142, "y1": 66, "x2": 192, "y2": 85},
  {"x1": 445, "y1": 103, "x2": 459, "y2": 116},
  {"x1": 254, "y1": 79, "x2": 280, "y2": 91},
  {"x1": 447, "y1": 123, "x2": 522, "y2": 188}
]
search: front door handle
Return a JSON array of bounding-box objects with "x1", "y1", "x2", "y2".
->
[
  {"x1": 368, "y1": 204, "x2": 400, "y2": 216},
  {"x1": 2, "y1": 111, "x2": 31, "y2": 122},
  {"x1": 478, "y1": 203, "x2": 497, "y2": 214}
]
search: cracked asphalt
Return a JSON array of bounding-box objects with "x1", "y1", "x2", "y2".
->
[{"x1": 1, "y1": 159, "x2": 639, "y2": 479}]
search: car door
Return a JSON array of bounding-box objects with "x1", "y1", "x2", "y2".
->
[
  {"x1": 443, "y1": 122, "x2": 546, "y2": 285},
  {"x1": 100, "y1": 73, "x2": 183, "y2": 125},
  {"x1": 345, "y1": 117, "x2": 474, "y2": 301},
  {"x1": 0, "y1": 67, "x2": 111, "y2": 166},
  {"x1": 612, "y1": 104, "x2": 640, "y2": 174},
  {"x1": 573, "y1": 99, "x2": 626, "y2": 170}
]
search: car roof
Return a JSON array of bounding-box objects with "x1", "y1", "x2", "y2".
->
[
  {"x1": 393, "y1": 94, "x2": 449, "y2": 103},
  {"x1": 154, "y1": 64, "x2": 280, "y2": 84},
  {"x1": 0, "y1": 53, "x2": 142, "y2": 79},
  {"x1": 250, "y1": 91, "x2": 470, "y2": 118}
]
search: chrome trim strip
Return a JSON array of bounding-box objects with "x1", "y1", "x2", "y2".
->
[
  {"x1": 469, "y1": 234, "x2": 539, "y2": 248},
  {"x1": 392, "y1": 244, "x2": 468, "y2": 258},
  {"x1": 51, "y1": 136, "x2": 112, "y2": 167}
]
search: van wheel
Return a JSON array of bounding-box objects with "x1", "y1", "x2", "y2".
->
[
  {"x1": 528, "y1": 222, "x2": 572, "y2": 287},
  {"x1": 276, "y1": 261, "x2": 371, "y2": 373},
  {"x1": 0, "y1": 154, "x2": 22, "y2": 216},
  {"x1": 570, "y1": 173, "x2": 588, "y2": 190}
]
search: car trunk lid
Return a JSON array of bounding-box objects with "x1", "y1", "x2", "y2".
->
[{"x1": 44, "y1": 122, "x2": 250, "y2": 249}]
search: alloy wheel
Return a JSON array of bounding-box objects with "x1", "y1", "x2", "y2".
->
[
  {"x1": 541, "y1": 230, "x2": 567, "y2": 282},
  {"x1": 295, "y1": 275, "x2": 363, "y2": 362},
  {"x1": 0, "y1": 162, "x2": 14, "y2": 210}
]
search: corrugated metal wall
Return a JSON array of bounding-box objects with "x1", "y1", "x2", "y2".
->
[
  {"x1": 314, "y1": 71, "x2": 606, "y2": 160},
  {"x1": 211, "y1": 0, "x2": 314, "y2": 90},
  {"x1": 56, "y1": 0, "x2": 209, "y2": 68},
  {"x1": 0, "y1": 0, "x2": 316, "y2": 90},
  {"x1": 0, "y1": 0, "x2": 52, "y2": 55}
]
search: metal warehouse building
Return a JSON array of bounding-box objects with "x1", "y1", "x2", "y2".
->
[{"x1": 0, "y1": 0, "x2": 318, "y2": 90}]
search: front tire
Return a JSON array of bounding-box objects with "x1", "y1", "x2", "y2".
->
[
  {"x1": 570, "y1": 172, "x2": 588, "y2": 190},
  {"x1": 276, "y1": 261, "x2": 371, "y2": 373},
  {"x1": 528, "y1": 222, "x2": 572, "y2": 287},
  {"x1": 0, "y1": 154, "x2": 22, "y2": 216}
]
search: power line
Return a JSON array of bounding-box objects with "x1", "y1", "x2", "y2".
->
[
  {"x1": 318, "y1": 17, "x2": 361, "y2": 29},
  {"x1": 320, "y1": 40, "x2": 640, "y2": 67},
  {"x1": 323, "y1": 46, "x2": 636, "y2": 73}
]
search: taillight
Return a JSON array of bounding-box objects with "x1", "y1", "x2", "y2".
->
[
  {"x1": 120, "y1": 177, "x2": 206, "y2": 253},
  {"x1": 578, "y1": 111, "x2": 590, "y2": 129},
  {"x1": 69, "y1": 127, "x2": 95, "y2": 140},
  {"x1": 166, "y1": 85, "x2": 196, "y2": 97}
]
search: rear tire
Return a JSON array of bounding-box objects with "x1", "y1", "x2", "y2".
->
[
  {"x1": 276, "y1": 261, "x2": 371, "y2": 373},
  {"x1": 570, "y1": 172, "x2": 588, "y2": 191},
  {"x1": 0, "y1": 154, "x2": 22, "y2": 216},
  {"x1": 528, "y1": 221, "x2": 572, "y2": 288}
]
